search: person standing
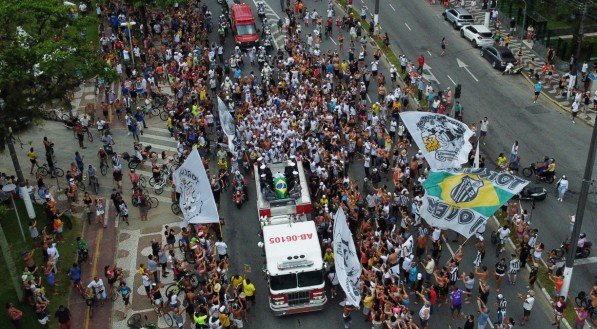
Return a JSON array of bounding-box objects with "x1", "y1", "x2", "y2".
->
[
  {"x1": 573, "y1": 306, "x2": 589, "y2": 329},
  {"x1": 571, "y1": 99, "x2": 580, "y2": 123},
  {"x1": 54, "y1": 305, "x2": 71, "y2": 329},
  {"x1": 440, "y1": 37, "x2": 447, "y2": 56},
  {"x1": 449, "y1": 284, "x2": 470, "y2": 319},
  {"x1": 552, "y1": 296, "x2": 566, "y2": 328},
  {"x1": 27, "y1": 147, "x2": 39, "y2": 175},
  {"x1": 6, "y1": 303, "x2": 23, "y2": 329},
  {"x1": 479, "y1": 117, "x2": 489, "y2": 145},
  {"x1": 147, "y1": 255, "x2": 160, "y2": 283},
  {"x1": 242, "y1": 278, "x2": 256, "y2": 309},
  {"x1": 118, "y1": 281, "x2": 132, "y2": 319},
  {"x1": 495, "y1": 294, "x2": 507, "y2": 325},
  {"x1": 518, "y1": 290, "x2": 535, "y2": 326},
  {"x1": 556, "y1": 175, "x2": 569, "y2": 202},
  {"x1": 533, "y1": 81, "x2": 543, "y2": 103},
  {"x1": 342, "y1": 304, "x2": 354, "y2": 329},
  {"x1": 118, "y1": 200, "x2": 130, "y2": 225},
  {"x1": 476, "y1": 298, "x2": 490, "y2": 329}
]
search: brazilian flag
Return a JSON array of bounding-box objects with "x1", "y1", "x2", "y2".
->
[{"x1": 274, "y1": 177, "x2": 288, "y2": 199}]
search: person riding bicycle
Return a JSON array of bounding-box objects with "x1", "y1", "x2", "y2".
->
[
  {"x1": 577, "y1": 233, "x2": 588, "y2": 251},
  {"x1": 85, "y1": 287, "x2": 96, "y2": 308},
  {"x1": 77, "y1": 236, "x2": 90, "y2": 260},
  {"x1": 150, "y1": 283, "x2": 164, "y2": 310},
  {"x1": 152, "y1": 163, "x2": 162, "y2": 181},
  {"x1": 87, "y1": 276, "x2": 107, "y2": 304},
  {"x1": 98, "y1": 148, "x2": 109, "y2": 168},
  {"x1": 68, "y1": 262, "x2": 83, "y2": 292}
]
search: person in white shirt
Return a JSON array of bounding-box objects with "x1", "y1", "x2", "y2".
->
[
  {"x1": 88, "y1": 276, "x2": 107, "y2": 303},
  {"x1": 215, "y1": 236, "x2": 228, "y2": 260}
]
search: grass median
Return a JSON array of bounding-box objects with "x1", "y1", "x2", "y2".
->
[{"x1": 0, "y1": 200, "x2": 81, "y2": 329}]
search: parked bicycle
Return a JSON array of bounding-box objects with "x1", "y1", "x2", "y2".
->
[
  {"x1": 127, "y1": 313, "x2": 157, "y2": 329},
  {"x1": 36, "y1": 163, "x2": 65, "y2": 178}
]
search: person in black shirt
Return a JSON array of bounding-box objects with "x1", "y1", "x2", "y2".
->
[{"x1": 54, "y1": 305, "x2": 71, "y2": 328}]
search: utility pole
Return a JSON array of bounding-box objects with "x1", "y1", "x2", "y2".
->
[
  {"x1": 574, "y1": 0, "x2": 590, "y2": 63},
  {"x1": 374, "y1": 0, "x2": 380, "y2": 34},
  {"x1": 560, "y1": 113, "x2": 597, "y2": 299}
]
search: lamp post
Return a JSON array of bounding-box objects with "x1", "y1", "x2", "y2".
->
[
  {"x1": 520, "y1": 0, "x2": 527, "y2": 40},
  {"x1": 120, "y1": 21, "x2": 137, "y2": 66}
]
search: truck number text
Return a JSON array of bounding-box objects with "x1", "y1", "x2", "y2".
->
[{"x1": 269, "y1": 234, "x2": 313, "y2": 244}]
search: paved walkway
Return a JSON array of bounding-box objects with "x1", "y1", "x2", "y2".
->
[{"x1": 447, "y1": 0, "x2": 596, "y2": 125}]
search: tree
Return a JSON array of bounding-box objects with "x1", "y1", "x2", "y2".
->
[{"x1": 0, "y1": 2, "x2": 117, "y2": 301}]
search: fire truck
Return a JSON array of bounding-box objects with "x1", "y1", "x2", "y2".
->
[{"x1": 255, "y1": 161, "x2": 326, "y2": 315}]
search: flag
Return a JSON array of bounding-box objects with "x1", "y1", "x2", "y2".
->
[
  {"x1": 420, "y1": 168, "x2": 528, "y2": 237},
  {"x1": 333, "y1": 207, "x2": 362, "y2": 307},
  {"x1": 473, "y1": 140, "x2": 480, "y2": 168},
  {"x1": 172, "y1": 149, "x2": 219, "y2": 224},
  {"x1": 217, "y1": 97, "x2": 237, "y2": 155},
  {"x1": 400, "y1": 112, "x2": 473, "y2": 170}
]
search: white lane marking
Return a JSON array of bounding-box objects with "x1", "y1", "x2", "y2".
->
[
  {"x1": 427, "y1": 50, "x2": 432, "y2": 56},
  {"x1": 464, "y1": 66, "x2": 479, "y2": 81},
  {"x1": 404, "y1": 22, "x2": 412, "y2": 31},
  {"x1": 389, "y1": 3, "x2": 396, "y2": 11},
  {"x1": 574, "y1": 256, "x2": 597, "y2": 266},
  {"x1": 447, "y1": 75, "x2": 457, "y2": 85},
  {"x1": 330, "y1": 38, "x2": 337, "y2": 45},
  {"x1": 457, "y1": 58, "x2": 480, "y2": 82}
]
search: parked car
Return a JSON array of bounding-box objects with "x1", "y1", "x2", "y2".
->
[
  {"x1": 442, "y1": 8, "x2": 475, "y2": 29},
  {"x1": 460, "y1": 25, "x2": 494, "y2": 48},
  {"x1": 480, "y1": 45, "x2": 517, "y2": 70}
]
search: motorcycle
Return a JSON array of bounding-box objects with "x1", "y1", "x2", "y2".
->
[
  {"x1": 512, "y1": 186, "x2": 547, "y2": 209},
  {"x1": 233, "y1": 189, "x2": 245, "y2": 209},
  {"x1": 522, "y1": 162, "x2": 555, "y2": 183},
  {"x1": 502, "y1": 62, "x2": 523, "y2": 75},
  {"x1": 553, "y1": 237, "x2": 592, "y2": 259}
]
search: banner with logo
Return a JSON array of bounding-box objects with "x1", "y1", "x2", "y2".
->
[
  {"x1": 217, "y1": 97, "x2": 237, "y2": 154},
  {"x1": 420, "y1": 168, "x2": 528, "y2": 237},
  {"x1": 333, "y1": 207, "x2": 362, "y2": 307},
  {"x1": 172, "y1": 149, "x2": 220, "y2": 224},
  {"x1": 400, "y1": 112, "x2": 474, "y2": 170}
]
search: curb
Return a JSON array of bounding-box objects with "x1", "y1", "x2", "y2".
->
[
  {"x1": 519, "y1": 72, "x2": 594, "y2": 127},
  {"x1": 489, "y1": 215, "x2": 573, "y2": 329}
]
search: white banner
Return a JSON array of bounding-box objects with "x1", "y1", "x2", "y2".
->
[
  {"x1": 333, "y1": 207, "x2": 362, "y2": 307},
  {"x1": 400, "y1": 112, "x2": 473, "y2": 170},
  {"x1": 217, "y1": 97, "x2": 236, "y2": 138},
  {"x1": 420, "y1": 168, "x2": 528, "y2": 237},
  {"x1": 172, "y1": 149, "x2": 219, "y2": 224}
]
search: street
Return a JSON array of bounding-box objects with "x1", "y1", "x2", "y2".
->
[{"x1": 0, "y1": 0, "x2": 595, "y2": 328}]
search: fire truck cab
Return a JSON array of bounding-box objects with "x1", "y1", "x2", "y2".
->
[{"x1": 255, "y1": 160, "x2": 325, "y2": 315}]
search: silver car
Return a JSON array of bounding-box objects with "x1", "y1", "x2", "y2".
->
[{"x1": 443, "y1": 8, "x2": 475, "y2": 29}]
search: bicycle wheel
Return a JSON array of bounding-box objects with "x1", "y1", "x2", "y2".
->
[
  {"x1": 100, "y1": 164, "x2": 108, "y2": 176},
  {"x1": 139, "y1": 176, "x2": 147, "y2": 188},
  {"x1": 77, "y1": 180, "x2": 86, "y2": 191},
  {"x1": 187, "y1": 273, "x2": 200, "y2": 289},
  {"x1": 149, "y1": 177, "x2": 157, "y2": 187},
  {"x1": 575, "y1": 296, "x2": 588, "y2": 308},
  {"x1": 155, "y1": 185, "x2": 164, "y2": 195},
  {"x1": 522, "y1": 167, "x2": 533, "y2": 178},
  {"x1": 171, "y1": 203, "x2": 181, "y2": 215},
  {"x1": 111, "y1": 289, "x2": 118, "y2": 301},
  {"x1": 131, "y1": 195, "x2": 139, "y2": 207},
  {"x1": 128, "y1": 160, "x2": 139, "y2": 169},
  {"x1": 53, "y1": 167, "x2": 65, "y2": 177},
  {"x1": 127, "y1": 313, "x2": 142, "y2": 327},
  {"x1": 159, "y1": 110, "x2": 168, "y2": 121},
  {"x1": 554, "y1": 248, "x2": 565, "y2": 259},
  {"x1": 150, "y1": 107, "x2": 159, "y2": 116},
  {"x1": 163, "y1": 312, "x2": 175, "y2": 327},
  {"x1": 91, "y1": 180, "x2": 99, "y2": 194},
  {"x1": 165, "y1": 283, "x2": 180, "y2": 297},
  {"x1": 87, "y1": 131, "x2": 94, "y2": 142},
  {"x1": 184, "y1": 250, "x2": 196, "y2": 264},
  {"x1": 37, "y1": 166, "x2": 49, "y2": 177},
  {"x1": 178, "y1": 239, "x2": 186, "y2": 253},
  {"x1": 149, "y1": 196, "x2": 159, "y2": 208}
]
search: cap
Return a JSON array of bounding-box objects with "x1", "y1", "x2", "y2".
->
[
  {"x1": 497, "y1": 294, "x2": 503, "y2": 299},
  {"x1": 214, "y1": 283, "x2": 221, "y2": 292},
  {"x1": 152, "y1": 283, "x2": 157, "y2": 286},
  {"x1": 219, "y1": 305, "x2": 226, "y2": 313}
]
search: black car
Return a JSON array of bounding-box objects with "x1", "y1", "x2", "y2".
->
[{"x1": 480, "y1": 46, "x2": 517, "y2": 70}]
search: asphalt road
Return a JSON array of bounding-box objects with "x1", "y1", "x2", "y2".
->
[
  {"x1": 352, "y1": 0, "x2": 597, "y2": 306},
  {"x1": 0, "y1": 1, "x2": 594, "y2": 328}
]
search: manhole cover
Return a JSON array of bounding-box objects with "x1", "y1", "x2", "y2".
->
[{"x1": 525, "y1": 105, "x2": 549, "y2": 114}]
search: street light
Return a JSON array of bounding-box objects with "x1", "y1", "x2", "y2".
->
[
  {"x1": 120, "y1": 21, "x2": 137, "y2": 66},
  {"x1": 2, "y1": 184, "x2": 26, "y2": 242}
]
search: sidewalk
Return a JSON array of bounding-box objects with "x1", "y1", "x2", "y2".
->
[{"x1": 448, "y1": 0, "x2": 596, "y2": 125}]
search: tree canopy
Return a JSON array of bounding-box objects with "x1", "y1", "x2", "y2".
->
[{"x1": 0, "y1": 0, "x2": 116, "y2": 136}]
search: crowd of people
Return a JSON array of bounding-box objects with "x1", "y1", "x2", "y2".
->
[{"x1": 3, "y1": 0, "x2": 596, "y2": 328}]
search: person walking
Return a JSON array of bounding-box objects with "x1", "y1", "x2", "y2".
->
[
  {"x1": 6, "y1": 303, "x2": 23, "y2": 329},
  {"x1": 476, "y1": 298, "x2": 490, "y2": 329},
  {"x1": 556, "y1": 175, "x2": 569, "y2": 202},
  {"x1": 518, "y1": 290, "x2": 535, "y2": 326},
  {"x1": 118, "y1": 199, "x2": 130, "y2": 225},
  {"x1": 533, "y1": 81, "x2": 543, "y2": 103},
  {"x1": 440, "y1": 37, "x2": 447, "y2": 56},
  {"x1": 479, "y1": 117, "x2": 489, "y2": 145},
  {"x1": 54, "y1": 305, "x2": 71, "y2": 329},
  {"x1": 118, "y1": 281, "x2": 132, "y2": 319},
  {"x1": 495, "y1": 294, "x2": 507, "y2": 325}
]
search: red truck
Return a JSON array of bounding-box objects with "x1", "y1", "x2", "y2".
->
[{"x1": 230, "y1": 3, "x2": 260, "y2": 48}]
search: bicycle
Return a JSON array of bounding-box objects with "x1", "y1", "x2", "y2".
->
[
  {"x1": 575, "y1": 291, "x2": 597, "y2": 326},
  {"x1": 36, "y1": 163, "x2": 65, "y2": 178},
  {"x1": 165, "y1": 273, "x2": 200, "y2": 297},
  {"x1": 100, "y1": 161, "x2": 109, "y2": 176},
  {"x1": 77, "y1": 176, "x2": 87, "y2": 192},
  {"x1": 171, "y1": 203, "x2": 181, "y2": 215},
  {"x1": 83, "y1": 127, "x2": 94, "y2": 142},
  {"x1": 88, "y1": 175, "x2": 99, "y2": 194},
  {"x1": 127, "y1": 313, "x2": 157, "y2": 329},
  {"x1": 163, "y1": 310, "x2": 175, "y2": 327}
]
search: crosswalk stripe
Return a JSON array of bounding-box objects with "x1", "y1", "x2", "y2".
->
[
  {"x1": 140, "y1": 133, "x2": 177, "y2": 143},
  {"x1": 145, "y1": 127, "x2": 171, "y2": 134}
]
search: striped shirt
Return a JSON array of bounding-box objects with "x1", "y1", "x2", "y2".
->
[
  {"x1": 498, "y1": 298, "x2": 507, "y2": 312},
  {"x1": 509, "y1": 259, "x2": 521, "y2": 274},
  {"x1": 449, "y1": 266, "x2": 459, "y2": 283}
]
